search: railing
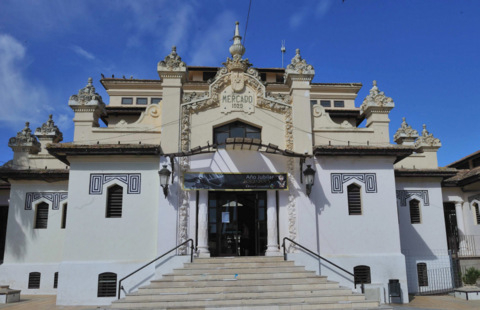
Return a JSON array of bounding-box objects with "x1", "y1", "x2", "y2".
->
[
  {"x1": 118, "y1": 239, "x2": 194, "y2": 299},
  {"x1": 418, "y1": 266, "x2": 461, "y2": 295},
  {"x1": 282, "y1": 237, "x2": 363, "y2": 293}
]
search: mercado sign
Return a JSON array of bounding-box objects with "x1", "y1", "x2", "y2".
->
[
  {"x1": 220, "y1": 86, "x2": 255, "y2": 114},
  {"x1": 183, "y1": 172, "x2": 288, "y2": 191}
]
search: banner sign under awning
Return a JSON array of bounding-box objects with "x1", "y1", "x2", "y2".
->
[{"x1": 183, "y1": 172, "x2": 288, "y2": 191}]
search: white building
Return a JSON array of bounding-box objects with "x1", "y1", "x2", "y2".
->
[{"x1": 1, "y1": 22, "x2": 478, "y2": 307}]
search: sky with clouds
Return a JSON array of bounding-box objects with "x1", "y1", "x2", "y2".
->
[{"x1": 0, "y1": 0, "x2": 478, "y2": 167}]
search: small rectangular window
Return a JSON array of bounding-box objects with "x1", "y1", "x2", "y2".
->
[
  {"x1": 334, "y1": 100, "x2": 345, "y2": 108},
  {"x1": 121, "y1": 98, "x2": 133, "y2": 105},
  {"x1": 28, "y1": 272, "x2": 41, "y2": 289},
  {"x1": 151, "y1": 98, "x2": 162, "y2": 105},
  {"x1": 310, "y1": 100, "x2": 317, "y2": 105},
  {"x1": 61, "y1": 204, "x2": 67, "y2": 229},
  {"x1": 53, "y1": 272, "x2": 58, "y2": 289},
  {"x1": 417, "y1": 263, "x2": 428, "y2": 286},
  {"x1": 348, "y1": 184, "x2": 362, "y2": 215},
  {"x1": 410, "y1": 200, "x2": 421, "y2": 224},
  {"x1": 98, "y1": 273, "x2": 117, "y2": 297},
  {"x1": 136, "y1": 98, "x2": 147, "y2": 105},
  {"x1": 474, "y1": 203, "x2": 480, "y2": 225},
  {"x1": 320, "y1": 100, "x2": 331, "y2": 107}
]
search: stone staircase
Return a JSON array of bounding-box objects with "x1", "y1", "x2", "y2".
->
[{"x1": 110, "y1": 256, "x2": 386, "y2": 310}]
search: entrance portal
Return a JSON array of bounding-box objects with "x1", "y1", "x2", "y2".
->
[{"x1": 208, "y1": 191, "x2": 267, "y2": 256}]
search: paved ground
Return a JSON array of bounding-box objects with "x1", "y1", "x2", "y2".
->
[{"x1": 1, "y1": 294, "x2": 480, "y2": 310}]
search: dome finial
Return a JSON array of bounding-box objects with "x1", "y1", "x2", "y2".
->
[{"x1": 229, "y1": 21, "x2": 245, "y2": 58}]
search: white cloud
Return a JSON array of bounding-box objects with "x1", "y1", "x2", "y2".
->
[
  {"x1": 71, "y1": 45, "x2": 96, "y2": 60},
  {"x1": 289, "y1": 0, "x2": 332, "y2": 29},
  {"x1": 0, "y1": 34, "x2": 51, "y2": 127},
  {"x1": 190, "y1": 11, "x2": 237, "y2": 66}
]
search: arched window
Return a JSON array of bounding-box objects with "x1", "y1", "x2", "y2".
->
[
  {"x1": 347, "y1": 184, "x2": 362, "y2": 215},
  {"x1": 474, "y1": 202, "x2": 480, "y2": 225},
  {"x1": 106, "y1": 185, "x2": 123, "y2": 218},
  {"x1": 28, "y1": 272, "x2": 41, "y2": 289},
  {"x1": 410, "y1": 199, "x2": 421, "y2": 224},
  {"x1": 97, "y1": 272, "x2": 117, "y2": 297},
  {"x1": 354, "y1": 265, "x2": 371, "y2": 285},
  {"x1": 417, "y1": 263, "x2": 428, "y2": 286},
  {"x1": 213, "y1": 121, "x2": 261, "y2": 146},
  {"x1": 35, "y1": 202, "x2": 49, "y2": 229}
]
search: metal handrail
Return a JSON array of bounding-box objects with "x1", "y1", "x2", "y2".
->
[
  {"x1": 117, "y1": 239, "x2": 194, "y2": 299},
  {"x1": 282, "y1": 237, "x2": 364, "y2": 293}
]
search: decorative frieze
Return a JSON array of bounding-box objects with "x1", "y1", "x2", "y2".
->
[
  {"x1": 396, "y1": 190, "x2": 430, "y2": 207},
  {"x1": 331, "y1": 173, "x2": 377, "y2": 194},
  {"x1": 25, "y1": 192, "x2": 68, "y2": 210},
  {"x1": 89, "y1": 174, "x2": 141, "y2": 195}
]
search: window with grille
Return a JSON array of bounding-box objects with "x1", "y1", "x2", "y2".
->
[
  {"x1": 474, "y1": 203, "x2": 480, "y2": 225},
  {"x1": 106, "y1": 185, "x2": 123, "y2": 218},
  {"x1": 320, "y1": 100, "x2": 331, "y2": 107},
  {"x1": 28, "y1": 272, "x2": 41, "y2": 289},
  {"x1": 348, "y1": 184, "x2": 362, "y2": 215},
  {"x1": 213, "y1": 121, "x2": 261, "y2": 147},
  {"x1": 53, "y1": 272, "x2": 58, "y2": 289},
  {"x1": 417, "y1": 263, "x2": 428, "y2": 286},
  {"x1": 61, "y1": 204, "x2": 67, "y2": 229},
  {"x1": 354, "y1": 265, "x2": 371, "y2": 285},
  {"x1": 35, "y1": 202, "x2": 49, "y2": 229},
  {"x1": 334, "y1": 100, "x2": 345, "y2": 107},
  {"x1": 410, "y1": 199, "x2": 421, "y2": 224},
  {"x1": 97, "y1": 272, "x2": 117, "y2": 297}
]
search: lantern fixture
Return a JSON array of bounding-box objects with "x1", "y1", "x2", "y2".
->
[
  {"x1": 303, "y1": 164, "x2": 316, "y2": 197},
  {"x1": 159, "y1": 165, "x2": 172, "y2": 198}
]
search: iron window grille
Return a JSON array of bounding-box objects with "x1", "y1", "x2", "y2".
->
[
  {"x1": 61, "y1": 204, "x2": 67, "y2": 229},
  {"x1": 28, "y1": 272, "x2": 41, "y2": 289},
  {"x1": 53, "y1": 272, "x2": 58, "y2": 289},
  {"x1": 410, "y1": 200, "x2": 421, "y2": 224},
  {"x1": 98, "y1": 272, "x2": 117, "y2": 297},
  {"x1": 417, "y1": 263, "x2": 428, "y2": 286},
  {"x1": 354, "y1": 265, "x2": 371, "y2": 285},
  {"x1": 35, "y1": 202, "x2": 49, "y2": 229},
  {"x1": 347, "y1": 184, "x2": 362, "y2": 215},
  {"x1": 106, "y1": 185, "x2": 123, "y2": 218}
]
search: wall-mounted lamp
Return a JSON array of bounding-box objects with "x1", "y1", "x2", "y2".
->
[
  {"x1": 159, "y1": 165, "x2": 172, "y2": 198},
  {"x1": 303, "y1": 164, "x2": 316, "y2": 197}
]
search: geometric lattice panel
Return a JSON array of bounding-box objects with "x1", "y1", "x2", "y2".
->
[
  {"x1": 396, "y1": 190, "x2": 429, "y2": 207},
  {"x1": 25, "y1": 192, "x2": 68, "y2": 210},
  {"x1": 331, "y1": 173, "x2": 377, "y2": 194},
  {"x1": 89, "y1": 173, "x2": 141, "y2": 195}
]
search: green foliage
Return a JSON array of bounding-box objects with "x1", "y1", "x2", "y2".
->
[{"x1": 462, "y1": 267, "x2": 480, "y2": 285}]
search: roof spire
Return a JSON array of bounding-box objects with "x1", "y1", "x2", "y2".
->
[{"x1": 229, "y1": 21, "x2": 245, "y2": 58}]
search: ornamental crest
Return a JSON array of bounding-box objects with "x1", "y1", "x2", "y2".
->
[
  {"x1": 157, "y1": 46, "x2": 186, "y2": 71},
  {"x1": 69, "y1": 77, "x2": 103, "y2": 106},
  {"x1": 415, "y1": 124, "x2": 441, "y2": 148},
  {"x1": 231, "y1": 71, "x2": 245, "y2": 92},
  {"x1": 360, "y1": 80, "x2": 394, "y2": 113}
]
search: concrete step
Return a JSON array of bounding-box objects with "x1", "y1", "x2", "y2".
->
[
  {"x1": 126, "y1": 288, "x2": 356, "y2": 301},
  {"x1": 172, "y1": 265, "x2": 306, "y2": 275},
  {"x1": 136, "y1": 281, "x2": 340, "y2": 294},
  {"x1": 162, "y1": 270, "x2": 316, "y2": 281},
  {"x1": 111, "y1": 294, "x2": 370, "y2": 308},
  {"x1": 193, "y1": 256, "x2": 285, "y2": 264},
  {"x1": 181, "y1": 260, "x2": 295, "y2": 269},
  {"x1": 148, "y1": 276, "x2": 329, "y2": 288}
]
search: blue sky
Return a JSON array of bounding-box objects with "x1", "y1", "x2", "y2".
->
[{"x1": 0, "y1": 0, "x2": 478, "y2": 167}]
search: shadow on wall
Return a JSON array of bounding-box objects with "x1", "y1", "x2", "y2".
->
[{"x1": 7, "y1": 189, "x2": 36, "y2": 261}]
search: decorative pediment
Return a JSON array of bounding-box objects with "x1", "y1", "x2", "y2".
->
[
  {"x1": 35, "y1": 114, "x2": 63, "y2": 143},
  {"x1": 68, "y1": 77, "x2": 104, "y2": 107},
  {"x1": 8, "y1": 122, "x2": 41, "y2": 153},
  {"x1": 360, "y1": 80, "x2": 394, "y2": 113},
  {"x1": 415, "y1": 124, "x2": 441, "y2": 148},
  {"x1": 394, "y1": 117, "x2": 418, "y2": 145},
  {"x1": 157, "y1": 46, "x2": 186, "y2": 72}
]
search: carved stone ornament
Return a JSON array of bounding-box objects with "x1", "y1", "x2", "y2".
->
[
  {"x1": 415, "y1": 124, "x2": 441, "y2": 148},
  {"x1": 393, "y1": 117, "x2": 418, "y2": 145},
  {"x1": 35, "y1": 114, "x2": 63, "y2": 143},
  {"x1": 360, "y1": 80, "x2": 394, "y2": 113},
  {"x1": 8, "y1": 122, "x2": 41, "y2": 153},
  {"x1": 68, "y1": 77, "x2": 105, "y2": 107},
  {"x1": 157, "y1": 46, "x2": 186, "y2": 72},
  {"x1": 284, "y1": 49, "x2": 315, "y2": 83}
]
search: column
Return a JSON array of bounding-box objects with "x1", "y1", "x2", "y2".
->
[
  {"x1": 197, "y1": 191, "x2": 210, "y2": 257},
  {"x1": 455, "y1": 201, "x2": 467, "y2": 255},
  {"x1": 266, "y1": 191, "x2": 281, "y2": 256}
]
